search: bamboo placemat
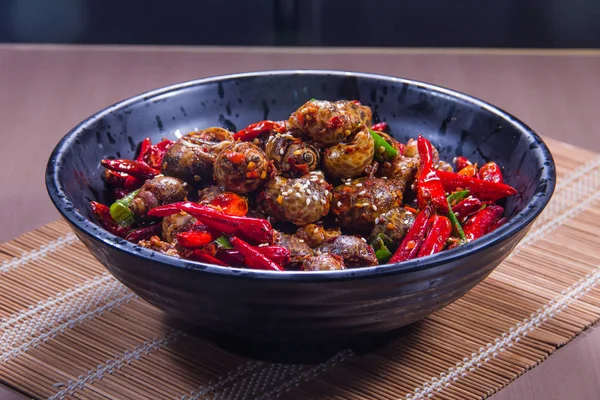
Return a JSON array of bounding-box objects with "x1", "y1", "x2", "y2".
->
[{"x1": 2, "y1": 138, "x2": 600, "y2": 400}]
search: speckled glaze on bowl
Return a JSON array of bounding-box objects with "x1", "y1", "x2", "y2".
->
[{"x1": 46, "y1": 71, "x2": 555, "y2": 344}]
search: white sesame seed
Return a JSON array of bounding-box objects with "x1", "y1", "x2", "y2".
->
[
  {"x1": 361, "y1": 237, "x2": 367, "y2": 242},
  {"x1": 358, "y1": 190, "x2": 367, "y2": 196},
  {"x1": 295, "y1": 193, "x2": 302, "y2": 198},
  {"x1": 310, "y1": 171, "x2": 318, "y2": 175},
  {"x1": 320, "y1": 199, "x2": 327, "y2": 204},
  {"x1": 318, "y1": 180, "x2": 324, "y2": 184},
  {"x1": 345, "y1": 182, "x2": 351, "y2": 186},
  {"x1": 356, "y1": 183, "x2": 363, "y2": 187},
  {"x1": 306, "y1": 188, "x2": 311, "y2": 194},
  {"x1": 258, "y1": 243, "x2": 268, "y2": 247},
  {"x1": 382, "y1": 176, "x2": 388, "y2": 179},
  {"x1": 375, "y1": 217, "x2": 380, "y2": 224},
  {"x1": 298, "y1": 239, "x2": 305, "y2": 243},
  {"x1": 324, "y1": 190, "x2": 329, "y2": 196},
  {"x1": 372, "y1": 204, "x2": 378, "y2": 211},
  {"x1": 280, "y1": 148, "x2": 285, "y2": 155},
  {"x1": 306, "y1": 198, "x2": 311, "y2": 205},
  {"x1": 337, "y1": 201, "x2": 342, "y2": 207}
]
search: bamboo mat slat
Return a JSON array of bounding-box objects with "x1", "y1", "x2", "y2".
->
[{"x1": 1, "y1": 138, "x2": 600, "y2": 400}]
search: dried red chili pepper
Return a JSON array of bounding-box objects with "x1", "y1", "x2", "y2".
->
[
  {"x1": 479, "y1": 162, "x2": 504, "y2": 183},
  {"x1": 125, "y1": 223, "x2": 162, "y2": 242},
  {"x1": 148, "y1": 202, "x2": 274, "y2": 244},
  {"x1": 454, "y1": 156, "x2": 472, "y2": 171},
  {"x1": 233, "y1": 120, "x2": 286, "y2": 141},
  {"x1": 452, "y1": 197, "x2": 483, "y2": 222},
  {"x1": 487, "y1": 217, "x2": 507, "y2": 233},
  {"x1": 371, "y1": 122, "x2": 388, "y2": 132},
  {"x1": 219, "y1": 245, "x2": 290, "y2": 267},
  {"x1": 177, "y1": 231, "x2": 214, "y2": 248},
  {"x1": 101, "y1": 159, "x2": 160, "y2": 180},
  {"x1": 435, "y1": 170, "x2": 517, "y2": 201},
  {"x1": 192, "y1": 251, "x2": 229, "y2": 266},
  {"x1": 146, "y1": 139, "x2": 173, "y2": 169},
  {"x1": 389, "y1": 207, "x2": 433, "y2": 263},
  {"x1": 416, "y1": 135, "x2": 449, "y2": 213},
  {"x1": 417, "y1": 215, "x2": 452, "y2": 257},
  {"x1": 216, "y1": 249, "x2": 244, "y2": 266},
  {"x1": 229, "y1": 236, "x2": 284, "y2": 271},
  {"x1": 462, "y1": 205, "x2": 505, "y2": 241},
  {"x1": 136, "y1": 137, "x2": 152, "y2": 162},
  {"x1": 90, "y1": 201, "x2": 129, "y2": 237},
  {"x1": 104, "y1": 169, "x2": 128, "y2": 187},
  {"x1": 255, "y1": 245, "x2": 290, "y2": 266},
  {"x1": 123, "y1": 175, "x2": 145, "y2": 191}
]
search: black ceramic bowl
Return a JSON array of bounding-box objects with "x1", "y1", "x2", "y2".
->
[{"x1": 46, "y1": 71, "x2": 555, "y2": 346}]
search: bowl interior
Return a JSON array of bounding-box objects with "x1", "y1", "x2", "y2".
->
[{"x1": 47, "y1": 71, "x2": 555, "y2": 278}]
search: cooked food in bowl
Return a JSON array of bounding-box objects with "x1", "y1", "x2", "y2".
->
[{"x1": 91, "y1": 99, "x2": 517, "y2": 272}]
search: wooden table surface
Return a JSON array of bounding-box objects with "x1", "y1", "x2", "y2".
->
[{"x1": 1, "y1": 44, "x2": 599, "y2": 400}]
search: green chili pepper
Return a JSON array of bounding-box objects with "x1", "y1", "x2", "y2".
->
[
  {"x1": 447, "y1": 198, "x2": 466, "y2": 242},
  {"x1": 214, "y1": 235, "x2": 233, "y2": 249},
  {"x1": 109, "y1": 189, "x2": 140, "y2": 227},
  {"x1": 447, "y1": 190, "x2": 470, "y2": 206},
  {"x1": 370, "y1": 129, "x2": 398, "y2": 161},
  {"x1": 370, "y1": 234, "x2": 393, "y2": 264}
]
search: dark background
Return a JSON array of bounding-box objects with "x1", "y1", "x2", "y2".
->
[{"x1": 1, "y1": 0, "x2": 599, "y2": 47}]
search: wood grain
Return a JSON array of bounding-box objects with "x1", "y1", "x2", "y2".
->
[{"x1": 0, "y1": 45, "x2": 599, "y2": 399}]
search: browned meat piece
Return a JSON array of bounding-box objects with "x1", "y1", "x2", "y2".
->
[
  {"x1": 369, "y1": 207, "x2": 416, "y2": 245},
  {"x1": 255, "y1": 176, "x2": 288, "y2": 221},
  {"x1": 274, "y1": 232, "x2": 314, "y2": 267},
  {"x1": 376, "y1": 156, "x2": 420, "y2": 185},
  {"x1": 317, "y1": 235, "x2": 377, "y2": 268},
  {"x1": 331, "y1": 177, "x2": 404, "y2": 233},
  {"x1": 161, "y1": 212, "x2": 196, "y2": 243},
  {"x1": 129, "y1": 176, "x2": 189, "y2": 216},
  {"x1": 435, "y1": 160, "x2": 454, "y2": 172},
  {"x1": 322, "y1": 129, "x2": 374, "y2": 179},
  {"x1": 404, "y1": 138, "x2": 419, "y2": 158},
  {"x1": 302, "y1": 254, "x2": 346, "y2": 271},
  {"x1": 213, "y1": 142, "x2": 272, "y2": 194},
  {"x1": 197, "y1": 185, "x2": 226, "y2": 203},
  {"x1": 265, "y1": 133, "x2": 320, "y2": 178},
  {"x1": 279, "y1": 172, "x2": 332, "y2": 225},
  {"x1": 288, "y1": 100, "x2": 372, "y2": 146},
  {"x1": 294, "y1": 224, "x2": 341, "y2": 248},
  {"x1": 162, "y1": 127, "x2": 233, "y2": 184},
  {"x1": 139, "y1": 236, "x2": 182, "y2": 258}
]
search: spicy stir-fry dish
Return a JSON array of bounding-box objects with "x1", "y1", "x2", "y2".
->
[{"x1": 91, "y1": 99, "x2": 517, "y2": 272}]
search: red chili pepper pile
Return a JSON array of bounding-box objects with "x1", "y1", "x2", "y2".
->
[{"x1": 389, "y1": 135, "x2": 515, "y2": 263}]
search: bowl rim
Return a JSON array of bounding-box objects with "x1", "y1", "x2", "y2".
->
[{"x1": 45, "y1": 70, "x2": 556, "y2": 282}]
